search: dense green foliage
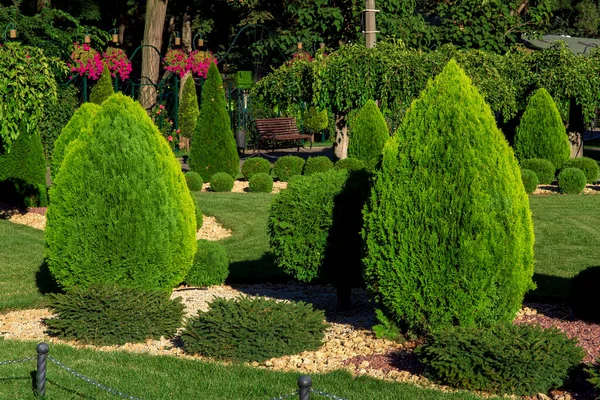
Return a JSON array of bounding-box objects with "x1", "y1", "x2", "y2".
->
[
  {"x1": 304, "y1": 107, "x2": 328, "y2": 133},
  {"x1": 570, "y1": 266, "x2": 600, "y2": 321},
  {"x1": 363, "y1": 60, "x2": 535, "y2": 334},
  {"x1": 274, "y1": 155, "x2": 305, "y2": 181},
  {"x1": 558, "y1": 167, "x2": 587, "y2": 194},
  {"x1": 45, "y1": 285, "x2": 184, "y2": 346},
  {"x1": 39, "y1": 86, "x2": 79, "y2": 161},
  {"x1": 416, "y1": 324, "x2": 584, "y2": 396},
  {"x1": 46, "y1": 94, "x2": 196, "y2": 291},
  {"x1": 193, "y1": 196, "x2": 203, "y2": 229},
  {"x1": 189, "y1": 62, "x2": 239, "y2": 181},
  {"x1": 241, "y1": 157, "x2": 271, "y2": 180},
  {"x1": 185, "y1": 171, "x2": 204, "y2": 192},
  {"x1": 348, "y1": 100, "x2": 389, "y2": 169},
  {"x1": 210, "y1": 172, "x2": 234, "y2": 192},
  {"x1": 520, "y1": 158, "x2": 556, "y2": 184},
  {"x1": 186, "y1": 240, "x2": 229, "y2": 287},
  {"x1": 178, "y1": 74, "x2": 200, "y2": 139},
  {"x1": 249, "y1": 173, "x2": 273, "y2": 193},
  {"x1": 89, "y1": 64, "x2": 114, "y2": 105},
  {"x1": 334, "y1": 157, "x2": 366, "y2": 171},
  {"x1": 563, "y1": 157, "x2": 599, "y2": 183},
  {"x1": 521, "y1": 168, "x2": 539, "y2": 194},
  {"x1": 182, "y1": 296, "x2": 327, "y2": 362},
  {"x1": 51, "y1": 103, "x2": 100, "y2": 179},
  {"x1": 303, "y1": 156, "x2": 333, "y2": 176},
  {"x1": 514, "y1": 88, "x2": 571, "y2": 168},
  {"x1": 587, "y1": 359, "x2": 600, "y2": 394}
]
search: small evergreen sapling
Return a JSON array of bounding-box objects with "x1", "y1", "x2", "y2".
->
[
  {"x1": 89, "y1": 64, "x2": 114, "y2": 105},
  {"x1": 178, "y1": 73, "x2": 200, "y2": 140},
  {"x1": 348, "y1": 100, "x2": 389, "y2": 169}
]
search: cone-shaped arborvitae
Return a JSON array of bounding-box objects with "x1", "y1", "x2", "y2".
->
[
  {"x1": 178, "y1": 73, "x2": 200, "y2": 139},
  {"x1": 89, "y1": 64, "x2": 114, "y2": 105},
  {"x1": 348, "y1": 100, "x2": 389, "y2": 169}
]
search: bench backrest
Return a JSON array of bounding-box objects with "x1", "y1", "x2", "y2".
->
[{"x1": 255, "y1": 118, "x2": 300, "y2": 137}]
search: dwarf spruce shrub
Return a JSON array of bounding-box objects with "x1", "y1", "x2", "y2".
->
[
  {"x1": 563, "y1": 157, "x2": 599, "y2": 183},
  {"x1": 241, "y1": 157, "x2": 271, "y2": 179},
  {"x1": 181, "y1": 296, "x2": 327, "y2": 362},
  {"x1": 348, "y1": 100, "x2": 389, "y2": 169},
  {"x1": 521, "y1": 168, "x2": 539, "y2": 194},
  {"x1": 89, "y1": 65, "x2": 114, "y2": 105},
  {"x1": 178, "y1": 74, "x2": 200, "y2": 139},
  {"x1": 416, "y1": 324, "x2": 584, "y2": 396},
  {"x1": 587, "y1": 359, "x2": 600, "y2": 393},
  {"x1": 249, "y1": 173, "x2": 273, "y2": 193},
  {"x1": 334, "y1": 157, "x2": 366, "y2": 172},
  {"x1": 186, "y1": 239, "x2": 229, "y2": 287},
  {"x1": 185, "y1": 171, "x2": 203, "y2": 191},
  {"x1": 558, "y1": 167, "x2": 586, "y2": 194},
  {"x1": 274, "y1": 155, "x2": 304, "y2": 181},
  {"x1": 210, "y1": 172, "x2": 234, "y2": 192},
  {"x1": 45, "y1": 285, "x2": 184, "y2": 345},
  {"x1": 520, "y1": 158, "x2": 556, "y2": 184},
  {"x1": 45, "y1": 94, "x2": 197, "y2": 290},
  {"x1": 362, "y1": 60, "x2": 535, "y2": 334},
  {"x1": 189, "y1": 62, "x2": 239, "y2": 181},
  {"x1": 570, "y1": 266, "x2": 600, "y2": 322},
  {"x1": 303, "y1": 156, "x2": 333, "y2": 176},
  {"x1": 514, "y1": 88, "x2": 570, "y2": 168}
]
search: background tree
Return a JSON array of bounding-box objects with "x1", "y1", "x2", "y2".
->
[{"x1": 139, "y1": 0, "x2": 169, "y2": 110}]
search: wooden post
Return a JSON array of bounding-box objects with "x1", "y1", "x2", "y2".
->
[{"x1": 365, "y1": 0, "x2": 377, "y2": 48}]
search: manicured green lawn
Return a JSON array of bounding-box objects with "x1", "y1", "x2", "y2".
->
[{"x1": 0, "y1": 338, "x2": 489, "y2": 400}]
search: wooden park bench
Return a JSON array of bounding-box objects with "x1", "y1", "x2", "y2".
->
[{"x1": 254, "y1": 118, "x2": 313, "y2": 151}]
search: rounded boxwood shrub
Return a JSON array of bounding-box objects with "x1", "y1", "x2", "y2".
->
[
  {"x1": 558, "y1": 167, "x2": 586, "y2": 194},
  {"x1": 241, "y1": 157, "x2": 271, "y2": 180},
  {"x1": 185, "y1": 171, "x2": 203, "y2": 191},
  {"x1": 181, "y1": 296, "x2": 327, "y2": 362},
  {"x1": 303, "y1": 156, "x2": 333, "y2": 176},
  {"x1": 274, "y1": 155, "x2": 304, "y2": 182},
  {"x1": 416, "y1": 323, "x2": 585, "y2": 396},
  {"x1": 514, "y1": 88, "x2": 570, "y2": 169},
  {"x1": 186, "y1": 239, "x2": 229, "y2": 287},
  {"x1": 348, "y1": 99, "x2": 389, "y2": 169},
  {"x1": 520, "y1": 168, "x2": 539, "y2": 194},
  {"x1": 178, "y1": 73, "x2": 199, "y2": 140},
  {"x1": 89, "y1": 64, "x2": 114, "y2": 105},
  {"x1": 45, "y1": 284, "x2": 184, "y2": 346},
  {"x1": 46, "y1": 94, "x2": 197, "y2": 291},
  {"x1": 569, "y1": 266, "x2": 600, "y2": 322},
  {"x1": 210, "y1": 172, "x2": 234, "y2": 192},
  {"x1": 249, "y1": 172, "x2": 273, "y2": 193},
  {"x1": 520, "y1": 158, "x2": 556, "y2": 184},
  {"x1": 334, "y1": 157, "x2": 366, "y2": 172},
  {"x1": 562, "y1": 157, "x2": 599, "y2": 184},
  {"x1": 363, "y1": 60, "x2": 535, "y2": 334}
]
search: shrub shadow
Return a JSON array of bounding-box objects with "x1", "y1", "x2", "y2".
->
[
  {"x1": 35, "y1": 260, "x2": 63, "y2": 296},
  {"x1": 526, "y1": 273, "x2": 571, "y2": 303},
  {"x1": 226, "y1": 253, "x2": 289, "y2": 284}
]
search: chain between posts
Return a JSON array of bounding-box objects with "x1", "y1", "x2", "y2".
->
[
  {"x1": 0, "y1": 357, "x2": 35, "y2": 366},
  {"x1": 310, "y1": 389, "x2": 348, "y2": 400}
]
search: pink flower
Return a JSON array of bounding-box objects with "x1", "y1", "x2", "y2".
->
[
  {"x1": 167, "y1": 135, "x2": 173, "y2": 142},
  {"x1": 159, "y1": 105, "x2": 165, "y2": 109},
  {"x1": 176, "y1": 129, "x2": 181, "y2": 134}
]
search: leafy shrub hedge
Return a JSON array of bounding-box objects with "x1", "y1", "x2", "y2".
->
[
  {"x1": 45, "y1": 285, "x2": 184, "y2": 345},
  {"x1": 416, "y1": 323, "x2": 584, "y2": 396},
  {"x1": 348, "y1": 100, "x2": 389, "y2": 169},
  {"x1": 520, "y1": 158, "x2": 556, "y2": 184},
  {"x1": 562, "y1": 157, "x2": 599, "y2": 183},
  {"x1": 303, "y1": 156, "x2": 333, "y2": 176},
  {"x1": 210, "y1": 172, "x2": 234, "y2": 192},
  {"x1": 334, "y1": 157, "x2": 366, "y2": 171},
  {"x1": 178, "y1": 74, "x2": 200, "y2": 139},
  {"x1": 40, "y1": 86, "x2": 79, "y2": 161},
  {"x1": 185, "y1": 171, "x2": 203, "y2": 191},
  {"x1": 241, "y1": 157, "x2": 271, "y2": 180},
  {"x1": 89, "y1": 65, "x2": 114, "y2": 105},
  {"x1": 558, "y1": 167, "x2": 587, "y2": 194},
  {"x1": 249, "y1": 173, "x2": 273, "y2": 193},
  {"x1": 181, "y1": 296, "x2": 327, "y2": 362},
  {"x1": 274, "y1": 155, "x2": 305, "y2": 181},
  {"x1": 46, "y1": 94, "x2": 197, "y2": 290},
  {"x1": 520, "y1": 168, "x2": 539, "y2": 194},
  {"x1": 570, "y1": 266, "x2": 600, "y2": 322},
  {"x1": 362, "y1": 60, "x2": 534, "y2": 334},
  {"x1": 186, "y1": 239, "x2": 229, "y2": 287}
]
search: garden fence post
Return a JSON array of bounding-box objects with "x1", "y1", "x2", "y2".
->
[
  {"x1": 36, "y1": 342, "x2": 49, "y2": 397},
  {"x1": 174, "y1": 75, "x2": 179, "y2": 131},
  {"x1": 297, "y1": 375, "x2": 311, "y2": 400},
  {"x1": 83, "y1": 76, "x2": 88, "y2": 103}
]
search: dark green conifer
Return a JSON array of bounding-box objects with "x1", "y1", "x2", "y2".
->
[
  {"x1": 89, "y1": 64, "x2": 114, "y2": 105},
  {"x1": 348, "y1": 100, "x2": 389, "y2": 169}
]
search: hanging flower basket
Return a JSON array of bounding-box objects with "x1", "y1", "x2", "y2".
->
[
  {"x1": 164, "y1": 49, "x2": 218, "y2": 78},
  {"x1": 69, "y1": 43, "x2": 103, "y2": 80},
  {"x1": 164, "y1": 49, "x2": 189, "y2": 78},
  {"x1": 188, "y1": 50, "x2": 217, "y2": 79},
  {"x1": 103, "y1": 48, "x2": 132, "y2": 81}
]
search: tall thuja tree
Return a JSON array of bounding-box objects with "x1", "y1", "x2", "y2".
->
[
  {"x1": 514, "y1": 88, "x2": 571, "y2": 168},
  {"x1": 362, "y1": 60, "x2": 535, "y2": 334},
  {"x1": 178, "y1": 73, "x2": 200, "y2": 151},
  {"x1": 189, "y1": 62, "x2": 239, "y2": 181},
  {"x1": 348, "y1": 100, "x2": 389, "y2": 169},
  {"x1": 90, "y1": 64, "x2": 114, "y2": 105}
]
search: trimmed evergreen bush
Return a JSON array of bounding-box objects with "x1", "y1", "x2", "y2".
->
[
  {"x1": 185, "y1": 171, "x2": 203, "y2": 191},
  {"x1": 520, "y1": 158, "x2": 556, "y2": 184},
  {"x1": 334, "y1": 157, "x2": 366, "y2": 172},
  {"x1": 45, "y1": 284, "x2": 184, "y2": 346},
  {"x1": 362, "y1": 60, "x2": 535, "y2": 334},
  {"x1": 51, "y1": 103, "x2": 101, "y2": 179},
  {"x1": 178, "y1": 74, "x2": 200, "y2": 139},
  {"x1": 273, "y1": 155, "x2": 304, "y2": 182},
  {"x1": 193, "y1": 196, "x2": 203, "y2": 229},
  {"x1": 189, "y1": 62, "x2": 239, "y2": 181},
  {"x1": 514, "y1": 88, "x2": 570, "y2": 168},
  {"x1": 241, "y1": 157, "x2": 271, "y2": 180},
  {"x1": 570, "y1": 266, "x2": 600, "y2": 322},
  {"x1": 558, "y1": 167, "x2": 586, "y2": 194},
  {"x1": 186, "y1": 239, "x2": 229, "y2": 287},
  {"x1": 520, "y1": 168, "x2": 539, "y2": 194},
  {"x1": 303, "y1": 156, "x2": 333, "y2": 176},
  {"x1": 562, "y1": 157, "x2": 599, "y2": 183},
  {"x1": 348, "y1": 100, "x2": 389, "y2": 169},
  {"x1": 210, "y1": 172, "x2": 234, "y2": 192},
  {"x1": 181, "y1": 296, "x2": 327, "y2": 362},
  {"x1": 587, "y1": 359, "x2": 600, "y2": 393},
  {"x1": 249, "y1": 173, "x2": 273, "y2": 193},
  {"x1": 46, "y1": 93, "x2": 197, "y2": 290},
  {"x1": 416, "y1": 324, "x2": 585, "y2": 396},
  {"x1": 89, "y1": 64, "x2": 114, "y2": 105}
]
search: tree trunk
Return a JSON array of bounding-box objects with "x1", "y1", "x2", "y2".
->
[
  {"x1": 182, "y1": 7, "x2": 193, "y2": 53},
  {"x1": 140, "y1": 0, "x2": 169, "y2": 111},
  {"x1": 37, "y1": 0, "x2": 48, "y2": 12},
  {"x1": 568, "y1": 97, "x2": 584, "y2": 158},
  {"x1": 334, "y1": 113, "x2": 349, "y2": 160},
  {"x1": 118, "y1": 21, "x2": 126, "y2": 46}
]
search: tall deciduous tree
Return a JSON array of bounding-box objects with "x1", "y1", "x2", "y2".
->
[{"x1": 140, "y1": 0, "x2": 168, "y2": 110}]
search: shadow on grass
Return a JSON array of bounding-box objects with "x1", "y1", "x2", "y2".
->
[
  {"x1": 35, "y1": 260, "x2": 62, "y2": 296},
  {"x1": 525, "y1": 273, "x2": 571, "y2": 303},
  {"x1": 226, "y1": 253, "x2": 289, "y2": 284}
]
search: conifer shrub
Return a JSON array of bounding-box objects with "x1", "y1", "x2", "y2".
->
[
  {"x1": 348, "y1": 100, "x2": 389, "y2": 169},
  {"x1": 303, "y1": 156, "x2": 333, "y2": 176},
  {"x1": 558, "y1": 167, "x2": 586, "y2": 194},
  {"x1": 185, "y1": 171, "x2": 203, "y2": 191},
  {"x1": 89, "y1": 64, "x2": 114, "y2": 105},
  {"x1": 178, "y1": 74, "x2": 200, "y2": 139},
  {"x1": 416, "y1": 324, "x2": 584, "y2": 396},
  {"x1": 334, "y1": 157, "x2": 366, "y2": 172},
  {"x1": 210, "y1": 172, "x2": 234, "y2": 192},
  {"x1": 181, "y1": 296, "x2": 327, "y2": 362},
  {"x1": 241, "y1": 157, "x2": 271, "y2": 180},
  {"x1": 570, "y1": 266, "x2": 600, "y2": 322},
  {"x1": 562, "y1": 157, "x2": 599, "y2": 183},
  {"x1": 274, "y1": 155, "x2": 305, "y2": 181},
  {"x1": 45, "y1": 284, "x2": 184, "y2": 346},
  {"x1": 186, "y1": 239, "x2": 229, "y2": 287},
  {"x1": 514, "y1": 88, "x2": 570, "y2": 168},
  {"x1": 193, "y1": 196, "x2": 203, "y2": 229},
  {"x1": 189, "y1": 62, "x2": 239, "y2": 181},
  {"x1": 362, "y1": 60, "x2": 535, "y2": 334},
  {"x1": 520, "y1": 158, "x2": 556, "y2": 184},
  {"x1": 249, "y1": 173, "x2": 273, "y2": 193},
  {"x1": 45, "y1": 94, "x2": 197, "y2": 291},
  {"x1": 521, "y1": 168, "x2": 539, "y2": 194},
  {"x1": 51, "y1": 103, "x2": 101, "y2": 179},
  {"x1": 587, "y1": 359, "x2": 600, "y2": 393}
]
